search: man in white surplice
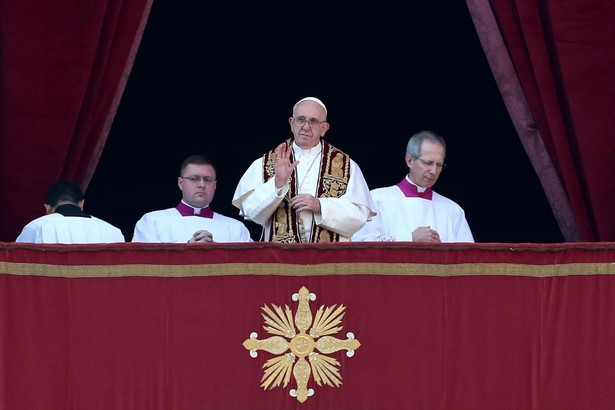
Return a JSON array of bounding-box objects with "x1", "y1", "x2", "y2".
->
[
  {"x1": 16, "y1": 179, "x2": 125, "y2": 244},
  {"x1": 232, "y1": 97, "x2": 375, "y2": 243},
  {"x1": 133, "y1": 155, "x2": 252, "y2": 243},
  {"x1": 352, "y1": 130, "x2": 474, "y2": 243}
]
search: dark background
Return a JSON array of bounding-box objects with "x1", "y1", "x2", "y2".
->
[{"x1": 86, "y1": 0, "x2": 564, "y2": 243}]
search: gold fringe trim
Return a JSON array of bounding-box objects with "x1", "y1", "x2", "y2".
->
[{"x1": 2, "y1": 261, "x2": 615, "y2": 278}]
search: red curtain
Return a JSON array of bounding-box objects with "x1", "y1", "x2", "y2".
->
[
  {"x1": 0, "y1": 0, "x2": 153, "y2": 241},
  {"x1": 466, "y1": 0, "x2": 615, "y2": 241}
]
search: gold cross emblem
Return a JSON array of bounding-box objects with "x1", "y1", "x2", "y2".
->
[{"x1": 243, "y1": 286, "x2": 361, "y2": 403}]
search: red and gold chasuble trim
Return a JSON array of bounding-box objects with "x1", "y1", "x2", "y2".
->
[{"x1": 263, "y1": 139, "x2": 351, "y2": 243}]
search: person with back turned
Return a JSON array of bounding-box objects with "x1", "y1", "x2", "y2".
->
[{"x1": 16, "y1": 179, "x2": 125, "y2": 243}]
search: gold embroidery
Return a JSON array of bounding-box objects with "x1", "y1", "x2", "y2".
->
[
  {"x1": 330, "y1": 152, "x2": 344, "y2": 178},
  {"x1": 243, "y1": 286, "x2": 361, "y2": 403},
  {"x1": 273, "y1": 205, "x2": 297, "y2": 243},
  {"x1": 263, "y1": 140, "x2": 351, "y2": 242},
  {"x1": 319, "y1": 147, "x2": 349, "y2": 201},
  {"x1": 264, "y1": 152, "x2": 276, "y2": 179},
  {"x1": 322, "y1": 178, "x2": 348, "y2": 199}
]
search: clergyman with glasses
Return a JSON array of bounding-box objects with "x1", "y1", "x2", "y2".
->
[
  {"x1": 132, "y1": 155, "x2": 252, "y2": 243},
  {"x1": 232, "y1": 96, "x2": 375, "y2": 242},
  {"x1": 352, "y1": 130, "x2": 474, "y2": 242}
]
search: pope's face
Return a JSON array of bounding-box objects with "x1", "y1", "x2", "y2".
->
[
  {"x1": 406, "y1": 140, "x2": 446, "y2": 188},
  {"x1": 288, "y1": 101, "x2": 330, "y2": 149},
  {"x1": 177, "y1": 164, "x2": 217, "y2": 208}
]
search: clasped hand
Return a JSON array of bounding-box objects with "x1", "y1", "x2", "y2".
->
[
  {"x1": 188, "y1": 230, "x2": 214, "y2": 243},
  {"x1": 289, "y1": 194, "x2": 321, "y2": 214},
  {"x1": 412, "y1": 226, "x2": 441, "y2": 243}
]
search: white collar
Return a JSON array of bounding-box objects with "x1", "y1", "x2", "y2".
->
[
  {"x1": 405, "y1": 175, "x2": 428, "y2": 193},
  {"x1": 292, "y1": 141, "x2": 322, "y2": 157},
  {"x1": 180, "y1": 200, "x2": 209, "y2": 212}
]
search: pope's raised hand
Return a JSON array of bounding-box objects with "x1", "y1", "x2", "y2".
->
[{"x1": 274, "y1": 142, "x2": 299, "y2": 188}]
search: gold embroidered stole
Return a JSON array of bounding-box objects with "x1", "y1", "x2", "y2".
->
[{"x1": 263, "y1": 139, "x2": 351, "y2": 242}]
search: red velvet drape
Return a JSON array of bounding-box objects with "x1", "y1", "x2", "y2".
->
[
  {"x1": 0, "y1": 0, "x2": 153, "y2": 241},
  {"x1": 466, "y1": 0, "x2": 615, "y2": 241}
]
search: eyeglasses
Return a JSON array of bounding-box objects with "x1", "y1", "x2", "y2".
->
[
  {"x1": 414, "y1": 157, "x2": 446, "y2": 170},
  {"x1": 180, "y1": 176, "x2": 216, "y2": 185},
  {"x1": 293, "y1": 116, "x2": 327, "y2": 128}
]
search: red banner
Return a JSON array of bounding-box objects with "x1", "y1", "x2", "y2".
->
[{"x1": 2, "y1": 242, "x2": 615, "y2": 409}]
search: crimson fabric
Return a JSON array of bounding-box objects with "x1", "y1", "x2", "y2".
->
[
  {"x1": 2, "y1": 242, "x2": 615, "y2": 409},
  {"x1": 0, "y1": 0, "x2": 153, "y2": 242},
  {"x1": 466, "y1": 0, "x2": 615, "y2": 241}
]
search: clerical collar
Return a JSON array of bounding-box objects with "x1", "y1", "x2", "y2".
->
[
  {"x1": 55, "y1": 204, "x2": 91, "y2": 218},
  {"x1": 396, "y1": 176, "x2": 433, "y2": 200},
  {"x1": 176, "y1": 201, "x2": 213, "y2": 218},
  {"x1": 292, "y1": 141, "x2": 322, "y2": 158}
]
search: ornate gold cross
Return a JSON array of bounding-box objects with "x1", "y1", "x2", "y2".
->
[{"x1": 243, "y1": 286, "x2": 361, "y2": 403}]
